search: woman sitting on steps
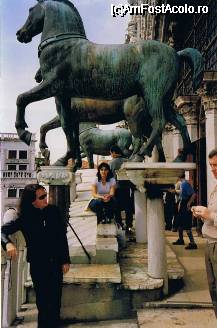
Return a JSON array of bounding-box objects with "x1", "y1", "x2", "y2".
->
[{"x1": 89, "y1": 162, "x2": 116, "y2": 224}]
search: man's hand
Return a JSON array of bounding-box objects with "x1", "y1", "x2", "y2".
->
[
  {"x1": 6, "y1": 243, "x2": 18, "y2": 259},
  {"x1": 191, "y1": 205, "x2": 212, "y2": 220},
  {"x1": 62, "y1": 263, "x2": 70, "y2": 274}
]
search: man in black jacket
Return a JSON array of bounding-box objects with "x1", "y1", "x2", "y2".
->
[
  {"x1": 109, "y1": 145, "x2": 134, "y2": 232},
  {"x1": 1, "y1": 184, "x2": 70, "y2": 328}
]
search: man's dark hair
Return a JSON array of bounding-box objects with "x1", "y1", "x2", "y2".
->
[
  {"x1": 110, "y1": 145, "x2": 123, "y2": 156},
  {"x1": 208, "y1": 148, "x2": 217, "y2": 159},
  {"x1": 96, "y1": 162, "x2": 113, "y2": 181},
  {"x1": 179, "y1": 173, "x2": 185, "y2": 179},
  {"x1": 18, "y1": 184, "x2": 46, "y2": 216}
]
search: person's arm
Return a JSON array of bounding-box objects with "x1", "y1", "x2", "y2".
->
[
  {"x1": 187, "y1": 192, "x2": 196, "y2": 210},
  {"x1": 54, "y1": 206, "x2": 70, "y2": 273},
  {"x1": 109, "y1": 184, "x2": 116, "y2": 197},
  {"x1": 1, "y1": 219, "x2": 21, "y2": 258}
]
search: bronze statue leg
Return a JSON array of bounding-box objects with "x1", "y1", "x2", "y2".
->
[
  {"x1": 39, "y1": 116, "x2": 60, "y2": 150},
  {"x1": 167, "y1": 110, "x2": 191, "y2": 161},
  {"x1": 137, "y1": 115, "x2": 166, "y2": 159},
  {"x1": 55, "y1": 97, "x2": 81, "y2": 169}
]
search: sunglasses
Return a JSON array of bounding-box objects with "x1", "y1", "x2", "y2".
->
[{"x1": 38, "y1": 194, "x2": 47, "y2": 200}]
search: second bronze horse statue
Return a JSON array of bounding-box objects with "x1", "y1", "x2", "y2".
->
[{"x1": 16, "y1": 0, "x2": 203, "y2": 169}]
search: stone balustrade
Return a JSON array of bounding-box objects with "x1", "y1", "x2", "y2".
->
[{"x1": 0, "y1": 171, "x2": 37, "y2": 179}]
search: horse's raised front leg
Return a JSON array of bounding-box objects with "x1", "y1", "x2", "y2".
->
[{"x1": 15, "y1": 79, "x2": 58, "y2": 145}]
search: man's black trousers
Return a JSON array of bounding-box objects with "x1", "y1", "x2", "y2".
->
[{"x1": 30, "y1": 259, "x2": 63, "y2": 328}]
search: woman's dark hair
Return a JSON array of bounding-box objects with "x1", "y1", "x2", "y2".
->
[
  {"x1": 96, "y1": 162, "x2": 113, "y2": 181},
  {"x1": 18, "y1": 184, "x2": 46, "y2": 216}
]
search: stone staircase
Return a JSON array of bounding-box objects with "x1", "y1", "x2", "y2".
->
[{"x1": 25, "y1": 169, "x2": 185, "y2": 323}]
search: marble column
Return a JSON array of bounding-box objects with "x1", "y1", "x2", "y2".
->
[
  {"x1": 120, "y1": 162, "x2": 196, "y2": 283},
  {"x1": 37, "y1": 166, "x2": 73, "y2": 223},
  {"x1": 134, "y1": 190, "x2": 147, "y2": 243},
  {"x1": 200, "y1": 72, "x2": 217, "y2": 198},
  {"x1": 147, "y1": 196, "x2": 166, "y2": 278}
]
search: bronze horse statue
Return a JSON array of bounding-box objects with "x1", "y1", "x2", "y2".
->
[
  {"x1": 16, "y1": 0, "x2": 203, "y2": 169},
  {"x1": 39, "y1": 95, "x2": 166, "y2": 166},
  {"x1": 78, "y1": 122, "x2": 133, "y2": 168}
]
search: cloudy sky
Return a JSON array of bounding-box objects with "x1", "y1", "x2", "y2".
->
[{"x1": 1, "y1": 0, "x2": 129, "y2": 162}]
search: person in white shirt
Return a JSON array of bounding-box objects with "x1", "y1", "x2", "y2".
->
[
  {"x1": 89, "y1": 162, "x2": 116, "y2": 224},
  {"x1": 192, "y1": 148, "x2": 217, "y2": 318}
]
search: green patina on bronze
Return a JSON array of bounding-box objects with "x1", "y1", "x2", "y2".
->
[{"x1": 15, "y1": 0, "x2": 204, "y2": 167}]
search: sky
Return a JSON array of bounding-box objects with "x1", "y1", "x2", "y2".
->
[{"x1": 0, "y1": 0, "x2": 129, "y2": 162}]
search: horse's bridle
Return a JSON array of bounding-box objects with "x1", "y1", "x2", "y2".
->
[{"x1": 38, "y1": 32, "x2": 87, "y2": 57}]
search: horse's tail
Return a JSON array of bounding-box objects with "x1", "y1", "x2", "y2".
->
[{"x1": 177, "y1": 48, "x2": 204, "y2": 92}]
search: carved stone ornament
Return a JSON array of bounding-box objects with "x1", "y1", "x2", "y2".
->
[{"x1": 37, "y1": 166, "x2": 73, "y2": 185}]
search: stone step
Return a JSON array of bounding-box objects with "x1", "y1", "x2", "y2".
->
[
  {"x1": 81, "y1": 175, "x2": 96, "y2": 183},
  {"x1": 95, "y1": 237, "x2": 118, "y2": 264},
  {"x1": 15, "y1": 304, "x2": 139, "y2": 328},
  {"x1": 136, "y1": 308, "x2": 216, "y2": 328},
  {"x1": 97, "y1": 223, "x2": 117, "y2": 238},
  {"x1": 69, "y1": 201, "x2": 93, "y2": 217},
  {"x1": 77, "y1": 169, "x2": 97, "y2": 176},
  {"x1": 67, "y1": 216, "x2": 97, "y2": 264},
  {"x1": 61, "y1": 264, "x2": 132, "y2": 322},
  {"x1": 76, "y1": 183, "x2": 92, "y2": 192},
  {"x1": 75, "y1": 191, "x2": 92, "y2": 202},
  {"x1": 25, "y1": 242, "x2": 184, "y2": 322}
]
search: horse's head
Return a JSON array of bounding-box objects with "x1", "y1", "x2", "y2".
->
[
  {"x1": 16, "y1": 0, "x2": 86, "y2": 44},
  {"x1": 16, "y1": 1, "x2": 45, "y2": 43}
]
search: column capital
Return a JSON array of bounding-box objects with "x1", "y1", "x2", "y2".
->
[
  {"x1": 175, "y1": 95, "x2": 200, "y2": 124},
  {"x1": 198, "y1": 71, "x2": 217, "y2": 96},
  {"x1": 119, "y1": 162, "x2": 196, "y2": 192},
  {"x1": 37, "y1": 166, "x2": 74, "y2": 186}
]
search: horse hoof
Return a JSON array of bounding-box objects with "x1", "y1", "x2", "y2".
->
[
  {"x1": 41, "y1": 148, "x2": 50, "y2": 161},
  {"x1": 130, "y1": 154, "x2": 144, "y2": 162},
  {"x1": 39, "y1": 142, "x2": 48, "y2": 150},
  {"x1": 53, "y1": 157, "x2": 68, "y2": 166},
  {"x1": 173, "y1": 155, "x2": 185, "y2": 163},
  {"x1": 17, "y1": 129, "x2": 32, "y2": 145}
]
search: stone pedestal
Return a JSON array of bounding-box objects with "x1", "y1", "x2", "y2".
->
[
  {"x1": 119, "y1": 162, "x2": 196, "y2": 282},
  {"x1": 37, "y1": 166, "x2": 73, "y2": 223}
]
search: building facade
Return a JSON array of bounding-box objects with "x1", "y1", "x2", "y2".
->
[
  {"x1": 126, "y1": 0, "x2": 217, "y2": 203},
  {"x1": 0, "y1": 133, "x2": 37, "y2": 219}
]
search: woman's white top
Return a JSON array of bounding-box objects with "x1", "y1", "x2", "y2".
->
[{"x1": 93, "y1": 177, "x2": 116, "y2": 195}]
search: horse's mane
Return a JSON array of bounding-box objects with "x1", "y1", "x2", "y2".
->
[
  {"x1": 51, "y1": 0, "x2": 86, "y2": 37},
  {"x1": 52, "y1": 0, "x2": 77, "y2": 12}
]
